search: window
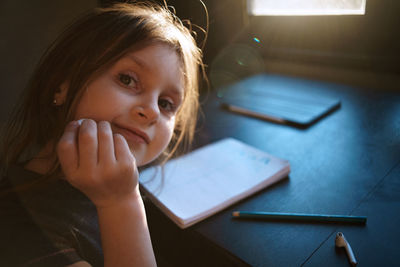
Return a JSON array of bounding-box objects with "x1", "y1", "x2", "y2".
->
[{"x1": 247, "y1": 0, "x2": 366, "y2": 16}]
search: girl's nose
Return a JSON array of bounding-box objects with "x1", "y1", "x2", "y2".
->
[{"x1": 132, "y1": 98, "x2": 160, "y2": 124}]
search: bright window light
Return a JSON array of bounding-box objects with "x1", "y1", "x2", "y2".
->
[{"x1": 248, "y1": 0, "x2": 366, "y2": 16}]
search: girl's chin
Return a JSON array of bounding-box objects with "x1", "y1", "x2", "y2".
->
[
  {"x1": 129, "y1": 148, "x2": 154, "y2": 167},
  {"x1": 127, "y1": 142, "x2": 167, "y2": 167}
]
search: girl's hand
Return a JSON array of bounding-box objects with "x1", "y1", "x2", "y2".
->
[{"x1": 57, "y1": 119, "x2": 140, "y2": 209}]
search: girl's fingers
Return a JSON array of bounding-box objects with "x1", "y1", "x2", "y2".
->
[
  {"x1": 113, "y1": 133, "x2": 134, "y2": 164},
  {"x1": 57, "y1": 121, "x2": 79, "y2": 175},
  {"x1": 78, "y1": 119, "x2": 98, "y2": 168},
  {"x1": 97, "y1": 121, "x2": 115, "y2": 163}
]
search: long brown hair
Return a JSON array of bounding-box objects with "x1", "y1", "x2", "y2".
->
[{"x1": 0, "y1": 2, "x2": 206, "y2": 182}]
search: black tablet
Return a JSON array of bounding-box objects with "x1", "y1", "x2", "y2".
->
[{"x1": 218, "y1": 74, "x2": 341, "y2": 128}]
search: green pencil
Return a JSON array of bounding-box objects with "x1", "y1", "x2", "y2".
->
[{"x1": 232, "y1": 211, "x2": 367, "y2": 224}]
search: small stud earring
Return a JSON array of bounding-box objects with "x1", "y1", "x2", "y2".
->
[{"x1": 53, "y1": 99, "x2": 57, "y2": 105}]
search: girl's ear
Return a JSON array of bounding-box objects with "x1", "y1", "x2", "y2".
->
[{"x1": 53, "y1": 82, "x2": 69, "y2": 106}]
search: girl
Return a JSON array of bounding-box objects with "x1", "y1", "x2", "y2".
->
[{"x1": 0, "y1": 2, "x2": 205, "y2": 267}]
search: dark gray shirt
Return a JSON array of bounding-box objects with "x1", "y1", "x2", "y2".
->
[{"x1": 0, "y1": 165, "x2": 103, "y2": 267}]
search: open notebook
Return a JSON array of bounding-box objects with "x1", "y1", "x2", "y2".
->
[{"x1": 139, "y1": 138, "x2": 290, "y2": 229}]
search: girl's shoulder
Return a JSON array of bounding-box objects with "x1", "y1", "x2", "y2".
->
[{"x1": 0, "y1": 165, "x2": 102, "y2": 267}]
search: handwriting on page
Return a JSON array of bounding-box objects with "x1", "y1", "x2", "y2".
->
[{"x1": 237, "y1": 150, "x2": 271, "y2": 165}]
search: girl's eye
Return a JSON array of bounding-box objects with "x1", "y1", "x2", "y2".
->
[
  {"x1": 119, "y1": 73, "x2": 137, "y2": 88},
  {"x1": 158, "y1": 99, "x2": 177, "y2": 113}
]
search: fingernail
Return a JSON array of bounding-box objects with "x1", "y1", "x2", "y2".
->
[{"x1": 76, "y1": 118, "x2": 92, "y2": 125}]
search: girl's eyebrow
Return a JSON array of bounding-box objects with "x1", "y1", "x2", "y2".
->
[
  {"x1": 127, "y1": 54, "x2": 149, "y2": 71},
  {"x1": 169, "y1": 88, "x2": 184, "y2": 103}
]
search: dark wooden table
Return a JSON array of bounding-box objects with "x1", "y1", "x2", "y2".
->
[{"x1": 145, "y1": 74, "x2": 400, "y2": 267}]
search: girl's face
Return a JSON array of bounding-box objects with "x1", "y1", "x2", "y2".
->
[{"x1": 73, "y1": 43, "x2": 184, "y2": 166}]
